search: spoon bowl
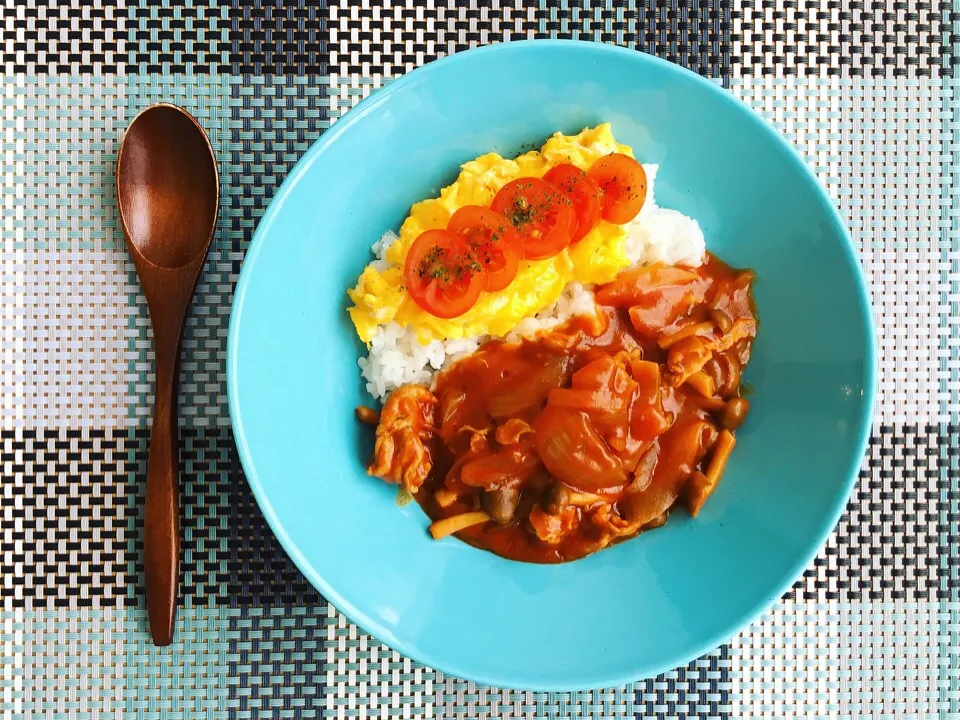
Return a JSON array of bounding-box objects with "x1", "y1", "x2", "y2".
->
[
  {"x1": 116, "y1": 103, "x2": 219, "y2": 646},
  {"x1": 118, "y1": 105, "x2": 218, "y2": 269}
]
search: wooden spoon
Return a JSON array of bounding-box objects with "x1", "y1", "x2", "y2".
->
[{"x1": 116, "y1": 103, "x2": 219, "y2": 646}]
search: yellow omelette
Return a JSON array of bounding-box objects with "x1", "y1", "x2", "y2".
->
[{"x1": 347, "y1": 124, "x2": 639, "y2": 344}]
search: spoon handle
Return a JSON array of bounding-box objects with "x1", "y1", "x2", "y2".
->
[{"x1": 144, "y1": 336, "x2": 181, "y2": 646}]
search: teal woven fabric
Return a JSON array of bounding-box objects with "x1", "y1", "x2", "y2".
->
[{"x1": 1, "y1": 1, "x2": 957, "y2": 718}]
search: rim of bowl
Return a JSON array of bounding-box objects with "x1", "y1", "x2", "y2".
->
[{"x1": 227, "y1": 39, "x2": 878, "y2": 690}]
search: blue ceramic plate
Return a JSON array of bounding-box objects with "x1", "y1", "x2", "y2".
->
[{"x1": 227, "y1": 41, "x2": 876, "y2": 690}]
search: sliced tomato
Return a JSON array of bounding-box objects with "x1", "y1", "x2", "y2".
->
[
  {"x1": 588, "y1": 153, "x2": 647, "y2": 224},
  {"x1": 447, "y1": 205, "x2": 522, "y2": 292},
  {"x1": 404, "y1": 229, "x2": 484, "y2": 319},
  {"x1": 491, "y1": 178, "x2": 574, "y2": 260},
  {"x1": 543, "y1": 163, "x2": 602, "y2": 243}
]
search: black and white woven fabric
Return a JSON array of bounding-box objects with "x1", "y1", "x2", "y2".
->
[{"x1": 0, "y1": 1, "x2": 957, "y2": 718}]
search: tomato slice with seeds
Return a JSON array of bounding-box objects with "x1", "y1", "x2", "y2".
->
[
  {"x1": 491, "y1": 178, "x2": 575, "y2": 260},
  {"x1": 588, "y1": 153, "x2": 647, "y2": 225},
  {"x1": 542, "y1": 163, "x2": 602, "y2": 243},
  {"x1": 404, "y1": 229, "x2": 485, "y2": 319},
  {"x1": 448, "y1": 206, "x2": 522, "y2": 293}
]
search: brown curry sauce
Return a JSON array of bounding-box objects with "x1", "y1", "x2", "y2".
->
[{"x1": 367, "y1": 255, "x2": 756, "y2": 564}]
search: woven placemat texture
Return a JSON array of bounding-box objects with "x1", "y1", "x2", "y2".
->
[{"x1": 1, "y1": 1, "x2": 958, "y2": 718}]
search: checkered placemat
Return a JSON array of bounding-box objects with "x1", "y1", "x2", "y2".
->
[{"x1": 1, "y1": 1, "x2": 957, "y2": 718}]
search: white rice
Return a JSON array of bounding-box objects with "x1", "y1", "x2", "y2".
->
[
  {"x1": 358, "y1": 162, "x2": 706, "y2": 400},
  {"x1": 358, "y1": 326, "x2": 481, "y2": 403},
  {"x1": 504, "y1": 282, "x2": 599, "y2": 343}
]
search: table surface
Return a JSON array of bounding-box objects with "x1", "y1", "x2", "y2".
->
[{"x1": 1, "y1": 1, "x2": 958, "y2": 718}]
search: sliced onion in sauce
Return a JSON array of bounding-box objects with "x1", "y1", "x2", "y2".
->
[
  {"x1": 459, "y1": 448, "x2": 541, "y2": 489},
  {"x1": 595, "y1": 265, "x2": 706, "y2": 307},
  {"x1": 668, "y1": 419, "x2": 717, "y2": 476},
  {"x1": 487, "y1": 354, "x2": 569, "y2": 418},
  {"x1": 627, "y1": 442, "x2": 659, "y2": 495},
  {"x1": 534, "y1": 405, "x2": 628, "y2": 494}
]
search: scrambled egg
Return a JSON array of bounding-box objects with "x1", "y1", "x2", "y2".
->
[{"x1": 348, "y1": 124, "x2": 636, "y2": 344}]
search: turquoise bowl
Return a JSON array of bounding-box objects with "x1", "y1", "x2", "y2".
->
[{"x1": 227, "y1": 41, "x2": 876, "y2": 690}]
